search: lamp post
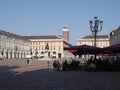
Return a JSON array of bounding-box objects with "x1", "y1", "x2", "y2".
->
[
  {"x1": 89, "y1": 16, "x2": 103, "y2": 59},
  {"x1": 89, "y1": 16, "x2": 103, "y2": 47}
]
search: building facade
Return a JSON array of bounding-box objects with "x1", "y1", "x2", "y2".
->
[
  {"x1": 77, "y1": 35, "x2": 109, "y2": 48},
  {"x1": 23, "y1": 35, "x2": 72, "y2": 59},
  {"x1": 0, "y1": 26, "x2": 72, "y2": 59},
  {"x1": 109, "y1": 26, "x2": 120, "y2": 45},
  {"x1": 0, "y1": 30, "x2": 30, "y2": 59},
  {"x1": 22, "y1": 26, "x2": 72, "y2": 59}
]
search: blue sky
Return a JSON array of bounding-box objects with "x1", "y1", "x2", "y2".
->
[{"x1": 0, "y1": 0, "x2": 120, "y2": 45}]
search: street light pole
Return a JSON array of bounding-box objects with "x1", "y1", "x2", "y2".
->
[
  {"x1": 89, "y1": 16, "x2": 103, "y2": 47},
  {"x1": 89, "y1": 16, "x2": 103, "y2": 59}
]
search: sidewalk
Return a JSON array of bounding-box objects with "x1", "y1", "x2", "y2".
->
[{"x1": 0, "y1": 59, "x2": 120, "y2": 90}]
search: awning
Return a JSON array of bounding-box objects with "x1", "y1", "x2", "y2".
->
[
  {"x1": 103, "y1": 43, "x2": 120, "y2": 53},
  {"x1": 64, "y1": 44, "x2": 103, "y2": 55}
]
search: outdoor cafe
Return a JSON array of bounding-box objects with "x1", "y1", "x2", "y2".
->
[{"x1": 63, "y1": 44, "x2": 120, "y2": 72}]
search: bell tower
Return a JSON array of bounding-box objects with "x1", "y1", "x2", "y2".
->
[{"x1": 62, "y1": 26, "x2": 69, "y2": 42}]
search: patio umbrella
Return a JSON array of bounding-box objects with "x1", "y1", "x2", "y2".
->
[
  {"x1": 68, "y1": 50, "x2": 78, "y2": 55},
  {"x1": 103, "y1": 43, "x2": 120, "y2": 53},
  {"x1": 64, "y1": 44, "x2": 102, "y2": 55}
]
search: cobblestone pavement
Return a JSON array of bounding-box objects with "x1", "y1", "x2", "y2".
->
[{"x1": 0, "y1": 59, "x2": 120, "y2": 90}]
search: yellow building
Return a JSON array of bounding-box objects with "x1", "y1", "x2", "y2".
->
[
  {"x1": 23, "y1": 35, "x2": 72, "y2": 59},
  {"x1": 77, "y1": 35, "x2": 109, "y2": 48}
]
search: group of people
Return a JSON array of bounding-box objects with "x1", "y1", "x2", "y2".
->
[
  {"x1": 52, "y1": 60, "x2": 61, "y2": 71},
  {"x1": 53, "y1": 59, "x2": 80, "y2": 71},
  {"x1": 86, "y1": 56, "x2": 120, "y2": 71}
]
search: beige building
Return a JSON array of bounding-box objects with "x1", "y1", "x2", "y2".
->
[
  {"x1": 77, "y1": 35, "x2": 109, "y2": 48},
  {"x1": 23, "y1": 35, "x2": 72, "y2": 59},
  {"x1": 0, "y1": 30, "x2": 30, "y2": 59},
  {"x1": 22, "y1": 26, "x2": 72, "y2": 59},
  {"x1": 0, "y1": 26, "x2": 72, "y2": 59},
  {"x1": 109, "y1": 26, "x2": 120, "y2": 45}
]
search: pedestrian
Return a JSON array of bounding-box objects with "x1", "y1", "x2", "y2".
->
[
  {"x1": 47, "y1": 61, "x2": 50, "y2": 70},
  {"x1": 57, "y1": 60, "x2": 60, "y2": 71},
  {"x1": 62, "y1": 60, "x2": 68, "y2": 71},
  {"x1": 27, "y1": 58, "x2": 32, "y2": 66},
  {"x1": 53, "y1": 60, "x2": 57, "y2": 68}
]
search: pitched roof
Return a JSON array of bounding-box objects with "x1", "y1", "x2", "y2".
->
[
  {"x1": 82, "y1": 35, "x2": 109, "y2": 39},
  {"x1": 110, "y1": 26, "x2": 120, "y2": 36},
  {"x1": 22, "y1": 35, "x2": 60, "y2": 39},
  {"x1": 0, "y1": 29, "x2": 28, "y2": 40}
]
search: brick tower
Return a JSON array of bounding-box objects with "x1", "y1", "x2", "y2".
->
[{"x1": 62, "y1": 26, "x2": 69, "y2": 42}]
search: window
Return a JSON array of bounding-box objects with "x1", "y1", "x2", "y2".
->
[
  {"x1": 53, "y1": 51, "x2": 56, "y2": 54},
  {"x1": 41, "y1": 52, "x2": 44, "y2": 54},
  {"x1": 59, "y1": 46, "x2": 61, "y2": 50}
]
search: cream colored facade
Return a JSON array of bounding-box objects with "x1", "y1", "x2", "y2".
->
[
  {"x1": 0, "y1": 30, "x2": 30, "y2": 59},
  {"x1": 23, "y1": 36, "x2": 72, "y2": 59},
  {"x1": 109, "y1": 26, "x2": 120, "y2": 45},
  {"x1": 77, "y1": 35, "x2": 109, "y2": 48}
]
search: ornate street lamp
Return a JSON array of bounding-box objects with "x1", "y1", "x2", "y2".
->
[{"x1": 89, "y1": 16, "x2": 103, "y2": 47}]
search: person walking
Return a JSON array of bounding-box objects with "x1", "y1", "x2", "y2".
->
[
  {"x1": 62, "y1": 60, "x2": 68, "y2": 71},
  {"x1": 53, "y1": 60, "x2": 57, "y2": 70},
  {"x1": 27, "y1": 58, "x2": 32, "y2": 66},
  {"x1": 57, "y1": 60, "x2": 60, "y2": 71}
]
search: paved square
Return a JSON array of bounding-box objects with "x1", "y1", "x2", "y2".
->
[{"x1": 0, "y1": 59, "x2": 120, "y2": 90}]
